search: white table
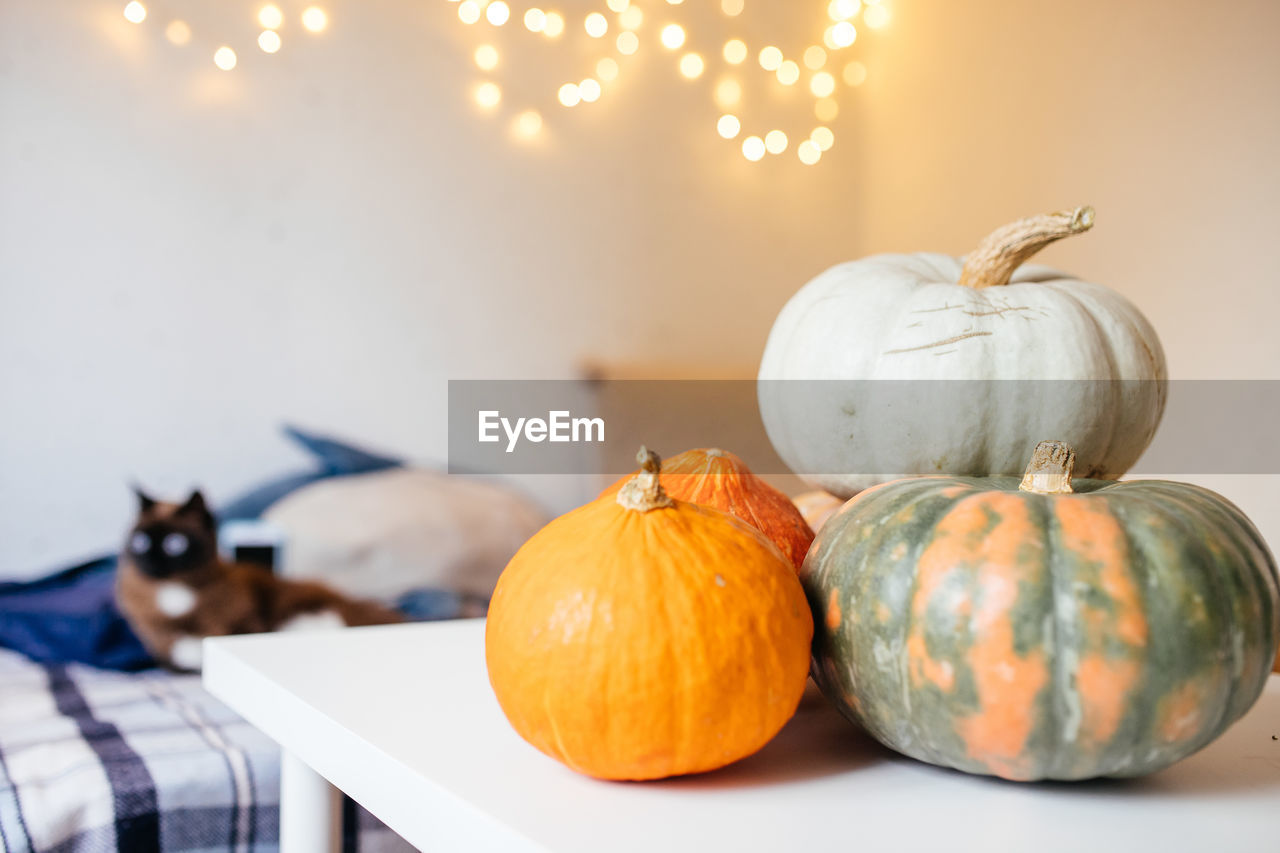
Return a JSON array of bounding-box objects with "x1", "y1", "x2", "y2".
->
[{"x1": 203, "y1": 619, "x2": 1280, "y2": 853}]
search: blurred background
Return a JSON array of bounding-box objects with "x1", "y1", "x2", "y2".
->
[{"x1": 2, "y1": 0, "x2": 1278, "y2": 580}]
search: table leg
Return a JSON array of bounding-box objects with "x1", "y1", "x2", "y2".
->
[{"x1": 280, "y1": 751, "x2": 341, "y2": 853}]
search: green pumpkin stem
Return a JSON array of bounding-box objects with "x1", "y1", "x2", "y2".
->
[
  {"x1": 957, "y1": 207, "x2": 1095, "y2": 289},
  {"x1": 616, "y1": 446, "x2": 675, "y2": 512},
  {"x1": 1019, "y1": 440, "x2": 1076, "y2": 495}
]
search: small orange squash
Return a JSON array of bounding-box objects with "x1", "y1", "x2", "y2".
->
[
  {"x1": 487, "y1": 447, "x2": 813, "y2": 781},
  {"x1": 602, "y1": 447, "x2": 815, "y2": 570}
]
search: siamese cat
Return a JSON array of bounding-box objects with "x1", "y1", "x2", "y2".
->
[{"x1": 117, "y1": 488, "x2": 402, "y2": 671}]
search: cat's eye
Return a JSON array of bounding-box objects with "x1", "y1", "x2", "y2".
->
[
  {"x1": 162, "y1": 532, "x2": 188, "y2": 556},
  {"x1": 129, "y1": 532, "x2": 150, "y2": 553}
]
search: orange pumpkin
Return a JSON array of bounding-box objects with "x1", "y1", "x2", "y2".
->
[
  {"x1": 602, "y1": 447, "x2": 815, "y2": 570},
  {"x1": 487, "y1": 447, "x2": 813, "y2": 781}
]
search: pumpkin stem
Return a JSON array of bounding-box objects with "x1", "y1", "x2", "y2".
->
[
  {"x1": 957, "y1": 207, "x2": 1095, "y2": 289},
  {"x1": 1019, "y1": 440, "x2": 1076, "y2": 495},
  {"x1": 616, "y1": 446, "x2": 675, "y2": 512}
]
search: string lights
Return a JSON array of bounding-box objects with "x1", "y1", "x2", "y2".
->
[
  {"x1": 120, "y1": 2, "x2": 330, "y2": 70},
  {"x1": 117, "y1": 1, "x2": 886, "y2": 165}
]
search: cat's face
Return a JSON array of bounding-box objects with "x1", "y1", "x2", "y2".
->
[{"x1": 126, "y1": 489, "x2": 217, "y2": 579}]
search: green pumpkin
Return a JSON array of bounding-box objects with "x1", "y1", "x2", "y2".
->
[{"x1": 803, "y1": 441, "x2": 1280, "y2": 781}]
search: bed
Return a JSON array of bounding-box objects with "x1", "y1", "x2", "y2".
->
[
  {"x1": 0, "y1": 647, "x2": 413, "y2": 852},
  {"x1": 0, "y1": 427, "x2": 551, "y2": 852}
]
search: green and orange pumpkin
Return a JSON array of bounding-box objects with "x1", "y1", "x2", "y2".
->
[{"x1": 803, "y1": 440, "x2": 1280, "y2": 781}]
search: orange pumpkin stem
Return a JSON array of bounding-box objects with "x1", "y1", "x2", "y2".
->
[
  {"x1": 1019, "y1": 440, "x2": 1076, "y2": 495},
  {"x1": 616, "y1": 446, "x2": 675, "y2": 512},
  {"x1": 957, "y1": 207, "x2": 1095, "y2": 289}
]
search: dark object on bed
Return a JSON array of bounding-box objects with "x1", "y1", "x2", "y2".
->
[
  {"x1": 118, "y1": 489, "x2": 402, "y2": 671},
  {"x1": 0, "y1": 426, "x2": 402, "y2": 671}
]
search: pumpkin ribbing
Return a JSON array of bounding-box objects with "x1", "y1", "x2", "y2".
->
[{"x1": 803, "y1": 442, "x2": 1280, "y2": 781}]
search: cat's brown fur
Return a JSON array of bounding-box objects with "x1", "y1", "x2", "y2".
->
[{"x1": 117, "y1": 489, "x2": 401, "y2": 671}]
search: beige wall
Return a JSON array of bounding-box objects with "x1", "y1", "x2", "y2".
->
[
  {"x1": 852, "y1": 0, "x2": 1280, "y2": 380},
  {"x1": 2, "y1": 0, "x2": 1278, "y2": 576}
]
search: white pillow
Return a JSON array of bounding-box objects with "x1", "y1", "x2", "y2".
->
[{"x1": 263, "y1": 468, "x2": 548, "y2": 601}]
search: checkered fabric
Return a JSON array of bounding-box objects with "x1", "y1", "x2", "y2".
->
[{"x1": 0, "y1": 649, "x2": 414, "y2": 853}]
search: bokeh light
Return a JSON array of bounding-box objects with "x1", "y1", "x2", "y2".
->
[
  {"x1": 811, "y1": 126, "x2": 836, "y2": 151},
  {"x1": 803, "y1": 46, "x2": 827, "y2": 70},
  {"x1": 474, "y1": 44, "x2": 499, "y2": 70},
  {"x1": 513, "y1": 110, "x2": 543, "y2": 139},
  {"x1": 815, "y1": 97, "x2": 839, "y2": 121},
  {"x1": 558, "y1": 82, "x2": 581, "y2": 106},
  {"x1": 765, "y1": 130, "x2": 788, "y2": 154},
  {"x1": 721, "y1": 0, "x2": 745, "y2": 16},
  {"x1": 617, "y1": 31, "x2": 639, "y2": 54},
  {"x1": 830, "y1": 21, "x2": 856, "y2": 47},
  {"x1": 474, "y1": 81, "x2": 501, "y2": 109},
  {"x1": 486, "y1": 2, "x2": 510, "y2": 26},
  {"x1": 717, "y1": 114, "x2": 741, "y2": 139},
  {"x1": 259, "y1": 5, "x2": 284, "y2": 29},
  {"x1": 828, "y1": 0, "x2": 859, "y2": 20},
  {"x1": 798, "y1": 140, "x2": 821, "y2": 165},
  {"x1": 864, "y1": 5, "x2": 889, "y2": 28},
  {"x1": 301, "y1": 6, "x2": 327, "y2": 33},
  {"x1": 715, "y1": 78, "x2": 742, "y2": 107},
  {"x1": 579, "y1": 78, "x2": 602, "y2": 102},
  {"x1": 123, "y1": 2, "x2": 146, "y2": 24},
  {"x1": 458, "y1": 2, "x2": 480, "y2": 25},
  {"x1": 543, "y1": 11, "x2": 565, "y2": 37},
  {"x1": 776, "y1": 60, "x2": 800, "y2": 85},
  {"x1": 810, "y1": 71, "x2": 836, "y2": 97},
  {"x1": 597, "y1": 57, "x2": 619, "y2": 81},
  {"x1": 258, "y1": 30, "x2": 282, "y2": 53},
  {"x1": 843, "y1": 60, "x2": 868, "y2": 85},
  {"x1": 679, "y1": 53, "x2": 705, "y2": 79},
  {"x1": 742, "y1": 135, "x2": 766, "y2": 161},
  {"x1": 165, "y1": 20, "x2": 191, "y2": 45},
  {"x1": 524, "y1": 8, "x2": 546, "y2": 32},
  {"x1": 723, "y1": 39, "x2": 748, "y2": 64},
  {"x1": 758, "y1": 46, "x2": 783, "y2": 71},
  {"x1": 585, "y1": 12, "x2": 608, "y2": 38},
  {"x1": 660, "y1": 24, "x2": 686, "y2": 49},
  {"x1": 213, "y1": 46, "x2": 237, "y2": 70}
]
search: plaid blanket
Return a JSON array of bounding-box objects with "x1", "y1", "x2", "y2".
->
[{"x1": 0, "y1": 649, "x2": 414, "y2": 853}]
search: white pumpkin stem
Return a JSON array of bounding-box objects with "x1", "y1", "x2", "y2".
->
[
  {"x1": 957, "y1": 207, "x2": 1095, "y2": 289},
  {"x1": 617, "y1": 446, "x2": 675, "y2": 512},
  {"x1": 1019, "y1": 440, "x2": 1076, "y2": 495}
]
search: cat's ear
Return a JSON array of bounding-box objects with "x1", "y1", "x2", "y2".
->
[
  {"x1": 179, "y1": 489, "x2": 217, "y2": 532},
  {"x1": 179, "y1": 490, "x2": 208, "y2": 515},
  {"x1": 133, "y1": 485, "x2": 157, "y2": 512}
]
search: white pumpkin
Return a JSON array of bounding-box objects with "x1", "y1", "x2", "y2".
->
[{"x1": 758, "y1": 207, "x2": 1167, "y2": 497}]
